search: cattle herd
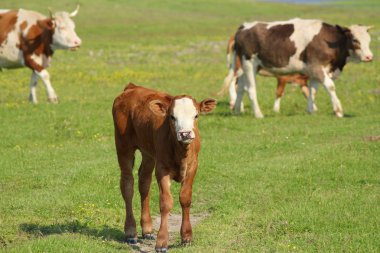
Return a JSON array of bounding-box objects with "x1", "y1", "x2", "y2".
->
[{"x1": 0, "y1": 5, "x2": 374, "y2": 253}]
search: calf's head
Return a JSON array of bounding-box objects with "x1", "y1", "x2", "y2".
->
[
  {"x1": 149, "y1": 96, "x2": 217, "y2": 144},
  {"x1": 47, "y1": 5, "x2": 82, "y2": 50},
  {"x1": 341, "y1": 25, "x2": 373, "y2": 62}
]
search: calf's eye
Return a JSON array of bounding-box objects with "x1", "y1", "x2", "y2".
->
[
  {"x1": 195, "y1": 114, "x2": 199, "y2": 119},
  {"x1": 170, "y1": 115, "x2": 176, "y2": 120}
]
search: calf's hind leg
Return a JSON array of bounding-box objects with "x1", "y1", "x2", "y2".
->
[
  {"x1": 138, "y1": 154, "x2": 155, "y2": 239},
  {"x1": 273, "y1": 77, "x2": 286, "y2": 113},
  {"x1": 116, "y1": 138, "x2": 138, "y2": 244}
]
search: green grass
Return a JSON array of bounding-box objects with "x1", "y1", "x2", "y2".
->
[{"x1": 1, "y1": 0, "x2": 379, "y2": 252}]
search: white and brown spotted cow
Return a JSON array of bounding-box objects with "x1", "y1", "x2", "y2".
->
[
  {"x1": 0, "y1": 6, "x2": 81, "y2": 103},
  {"x1": 220, "y1": 35, "x2": 310, "y2": 113},
  {"x1": 227, "y1": 18, "x2": 373, "y2": 118}
]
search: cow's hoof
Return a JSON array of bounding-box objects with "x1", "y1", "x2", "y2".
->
[
  {"x1": 125, "y1": 237, "x2": 138, "y2": 244},
  {"x1": 155, "y1": 247, "x2": 168, "y2": 253},
  {"x1": 143, "y1": 233, "x2": 156, "y2": 240},
  {"x1": 255, "y1": 113, "x2": 264, "y2": 119},
  {"x1": 29, "y1": 95, "x2": 38, "y2": 104},
  {"x1": 48, "y1": 97, "x2": 59, "y2": 104},
  {"x1": 335, "y1": 112, "x2": 344, "y2": 118}
]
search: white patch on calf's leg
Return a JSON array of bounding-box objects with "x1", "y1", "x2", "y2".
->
[{"x1": 273, "y1": 97, "x2": 281, "y2": 113}]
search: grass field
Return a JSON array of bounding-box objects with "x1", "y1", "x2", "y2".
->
[{"x1": 1, "y1": 0, "x2": 379, "y2": 252}]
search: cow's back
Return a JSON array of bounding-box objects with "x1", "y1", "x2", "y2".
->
[
  {"x1": 0, "y1": 9, "x2": 46, "y2": 68},
  {"x1": 235, "y1": 18, "x2": 324, "y2": 73},
  {"x1": 113, "y1": 83, "x2": 172, "y2": 155}
]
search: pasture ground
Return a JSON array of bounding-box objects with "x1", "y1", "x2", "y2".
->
[{"x1": 1, "y1": 0, "x2": 379, "y2": 252}]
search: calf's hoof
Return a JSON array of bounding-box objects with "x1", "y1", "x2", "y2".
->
[
  {"x1": 181, "y1": 238, "x2": 192, "y2": 245},
  {"x1": 143, "y1": 233, "x2": 156, "y2": 240},
  {"x1": 125, "y1": 237, "x2": 138, "y2": 244},
  {"x1": 335, "y1": 111, "x2": 344, "y2": 118},
  {"x1": 155, "y1": 247, "x2": 168, "y2": 253}
]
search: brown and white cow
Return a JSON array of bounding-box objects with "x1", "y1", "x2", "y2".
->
[
  {"x1": 112, "y1": 83, "x2": 216, "y2": 252},
  {"x1": 228, "y1": 18, "x2": 373, "y2": 118},
  {"x1": 0, "y1": 6, "x2": 81, "y2": 103},
  {"x1": 220, "y1": 35, "x2": 310, "y2": 113}
]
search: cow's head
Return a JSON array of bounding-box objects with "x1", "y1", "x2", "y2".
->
[
  {"x1": 149, "y1": 96, "x2": 217, "y2": 144},
  {"x1": 48, "y1": 5, "x2": 82, "y2": 51},
  {"x1": 340, "y1": 25, "x2": 373, "y2": 63}
]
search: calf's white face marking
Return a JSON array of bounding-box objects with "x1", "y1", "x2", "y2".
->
[{"x1": 171, "y1": 98, "x2": 198, "y2": 143}]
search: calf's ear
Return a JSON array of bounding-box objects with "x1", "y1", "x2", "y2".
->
[
  {"x1": 149, "y1": 100, "x2": 168, "y2": 117},
  {"x1": 200, "y1": 99, "x2": 217, "y2": 114}
]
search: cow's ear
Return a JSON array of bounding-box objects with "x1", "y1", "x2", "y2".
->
[
  {"x1": 336, "y1": 25, "x2": 352, "y2": 38},
  {"x1": 37, "y1": 19, "x2": 55, "y2": 30},
  {"x1": 149, "y1": 100, "x2": 168, "y2": 117},
  {"x1": 200, "y1": 99, "x2": 217, "y2": 114}
]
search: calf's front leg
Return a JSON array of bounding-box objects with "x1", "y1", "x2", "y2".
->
[
  {"x1": 155, "y1": 173, "x2": 173, "y2": 252},
  {"x1": 179, "y1": 168, "x2": 197, "y2": 244}
]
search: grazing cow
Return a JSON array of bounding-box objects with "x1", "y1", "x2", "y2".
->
[
  {"x1": 227, "y1": 18, "x2": 373, "y2": 118},
  {"x1": 0, "y1": 6, "x2": 82, "y2": 103},
  {"x1": 220, "y1": 35, "x2": 310, "y2": 112},
  {"x1": 112, "y1": 83, "x2": 216, "y2": 252}
]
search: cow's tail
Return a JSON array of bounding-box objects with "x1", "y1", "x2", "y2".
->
[{"x1": 217, "y1": 36, "x2": 236, "y2": 96}]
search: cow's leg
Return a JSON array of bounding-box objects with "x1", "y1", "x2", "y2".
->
[
  {"x1": 115, "y1": 136, "x2": 137, "y2": 244},
  {"x1": 241, "y1": 58, "x2": 263, "y2": 118},
  {"x1": 307, "y1": 78, "x2": 319, "y2": 114},
  {"x1": 138, "y1": 154, "x2": 155, "y2": 239},
  {"x1": 229, "y1": 76, "x2": 244, "y2": 111},
  {"x1": 155, "y1": 172, "x2": 172, "y2": 252},
  {"x1": 29, "y1": 72, "x2": 39, "y2": 104},
  {"x1": 179, "y1": 168, "x2": 197, "y2": 244},
  {"x1": 233, "y1": 73, "x2": 245, "y2": 114},
  {"x1": 35, "y1": 69, "x2": 58, "y2": 103},
  {"x1": 322, "y1": 75, "x2": 343, "y2": 117},
  {"x1": 228, "y1": 75, "x2": 238, "y2": 109},
  {"x1": 273, "y1": 77, "x2": 286, "y2": 113}
]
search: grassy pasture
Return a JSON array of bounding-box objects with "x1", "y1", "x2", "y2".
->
[{"x1": 1, "y1": 0, "x2": 379, "y2": 252}]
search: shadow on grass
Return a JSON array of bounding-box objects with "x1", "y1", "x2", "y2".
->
[
  {"x1": 19, "y1": 221, "x2": 162, "y2": 253},
  {"x1": 19, "y1": 220, "x2": 125, "y2": 242}
]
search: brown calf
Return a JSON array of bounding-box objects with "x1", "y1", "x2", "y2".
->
[
  {"x1": 220, "y1": 35, "x2": 309, "y2": 113},
  {"x1": 112, "y1": 83, "x2": 216, "y2": 252}
]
